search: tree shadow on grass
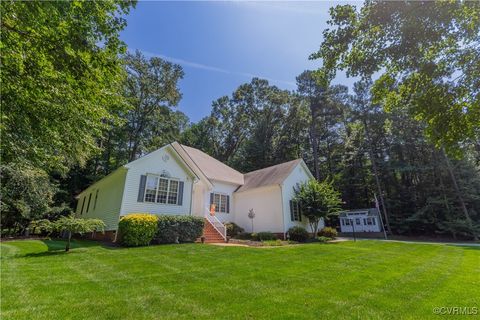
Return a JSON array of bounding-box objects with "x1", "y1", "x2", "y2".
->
[
  {"x1": 446, "y1": 244, "x2": 480, "y2": 251},
  {"x1": 21, "y1": 239, "x2": 116, "y2": 258}
]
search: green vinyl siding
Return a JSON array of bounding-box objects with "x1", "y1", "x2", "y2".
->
[{"x1": 77, "y1": 168, "x2": 127, "y2": 230}]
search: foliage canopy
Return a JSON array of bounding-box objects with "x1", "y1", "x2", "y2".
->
[{"x1": 312, "y1": 1, "x2": 480, "y2": 154}]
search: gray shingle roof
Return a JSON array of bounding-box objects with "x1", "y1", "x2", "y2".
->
[
  {"x1": 236, "y1": 159, "x2": 303, "y2": 192},
  {"x1": 179, "y1": 144, "x2": 307, "y2": 191},
  {"x1": 180, "y1": 145, "x2": 244, "y2": 185}
]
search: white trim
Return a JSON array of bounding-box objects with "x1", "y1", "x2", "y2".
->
[
  {"x1": 171, "y1": 142, "x2": 214, "y2": 189},
  {"x1": 279, "y1": 184, "x2": 286, "y2": 239}
]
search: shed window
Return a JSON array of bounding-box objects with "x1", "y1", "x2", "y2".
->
[{"x1": 355, "y1": 218, "x2": 361, "y2": 225}]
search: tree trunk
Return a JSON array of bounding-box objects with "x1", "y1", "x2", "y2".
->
[
  {"x1": 442, "y1": 149, "x2": 477, "y2": 241},
  {"x1": 363, "y1": 117, "x2": 392, "y2": 234},
  {"x1": 309, "y1": 219, "x2": 320, "y2": 238}
]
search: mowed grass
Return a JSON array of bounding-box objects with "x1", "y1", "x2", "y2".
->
[{"x1": 1, "y1": 240, "x2": 479, "y2": 320}]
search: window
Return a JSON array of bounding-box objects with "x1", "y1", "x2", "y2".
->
[
  {"x1": 168, "y1": 180, "x2": 179, "y2": 204},
  {"x1": 355, "y1": 218, "x2": 361, "y2": 225},
  {"x1": 144, "y1": 175, "x2": 181, "y2": 205},
  {"x1": 86, "y1": 193, "x2": 92, "y2": 213},
  {"x1": 93, "y1": 190, "x2": 99, "y2": 210},
  {"x1": 212, "y1": 193, "x2": 229, "y2": 213},
  {"x1": 344, "y1": 219, "x2": 351, "y2": 226},
  {"x1": 80, "y1": 196, "x2": 86, "y2": 215},
  {"x1": 156, "y1": 178, "x2": 168, "y2": 203},
  {"x1": 145, "y1": 176, "x2": 159, "y2": 203},
  {"x1": 290, "y1": 201, "x2": 301, "y2": 221},
  {"x1": 366, "y1": 218, "x2": 373, "y2": 225},
  {"x1": 372, "y1": 218, "x2": 376, "y2": 225}
]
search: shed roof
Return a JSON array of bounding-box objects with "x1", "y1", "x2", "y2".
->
[{"x1": 339, "y1": 208, "x2": 379, "y2": 217}]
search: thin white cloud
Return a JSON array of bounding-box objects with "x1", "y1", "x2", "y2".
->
[
  {"x1": 231, "y1": 1, "x2": 349, "y2": 15},
  {"x1": 139, "y1": 50, "x2": 296, "y2": 88}
]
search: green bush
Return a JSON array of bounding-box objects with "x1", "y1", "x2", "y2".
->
[
  {"x1": 224, "y1": 222, "x2": 244, "y2": 237},
  {"x1": 252, "y1": 232, "x2": 277, "y2": 241},
  {"x1": 236, "y1": 232, "x2": 253, "y2": 240},
  {"x1": 262, "y1": 239, "x2": 284, "y2": 246},
  {"x1": 155, "y1": 215, "x2": 204, "y2": 243},
  {"x1": 118, "y1": 214, "x2": 159, "y2": 247},
  {"x1": 317, "y1": 236, "x2": 332, "y2": 242},
  {"x1": 318, "y1": 227, "x2": 338, "y2": 239},
  {"x1": 288, "y1": 226, "x2": 309, "y2": 242}
]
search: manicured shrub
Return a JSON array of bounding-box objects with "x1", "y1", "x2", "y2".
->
[
  {"x1": 177, "y1": 216, "x2": 204, "y2": 242},
  {"x1": 118, "y1": 214, "x2": 158, "y2": 247},
  {"x1": 262, "y1": 239, "x2": 284, "y2": 246},
  {"x1": 224, "y1": 222, "x2": 244, "y2": 237},
  {"x1": 236, "y1": 232, "x2": 253, "y2": 240},
  {"x1": 317, "y1": 236, "x2": 332, "y2": 243},
  {"x1": 288, "y1": 226, "x2": 309, "y2": 242},
  {"x1": 253, "y1": 232, "x2": 277, "y2": 241},
  {"x1": 318, "y1": 227, "x2": 338, "y2": 239},
  {"x1": 155, "y1": 215, "x2": 204, "y2": 243}
]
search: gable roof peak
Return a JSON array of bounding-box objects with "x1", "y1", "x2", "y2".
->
[
  {"x1": 178, "y1": 144, "x2": 244, "y2": 185},
  {"x1": 236, "y1": 159, "x2": 305, "y2": 192}
]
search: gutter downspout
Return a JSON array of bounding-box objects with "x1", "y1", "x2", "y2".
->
[
  {"x1": 189, "y1": 178, "x2": 195, "y2": 215},
  {"x1": 279, "y1": 184, "x2": 286, "y2": 240}
]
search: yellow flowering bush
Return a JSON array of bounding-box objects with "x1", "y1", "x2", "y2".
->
[{"x1": 118, "y1": 213, "x2": 159, "y2": 247}]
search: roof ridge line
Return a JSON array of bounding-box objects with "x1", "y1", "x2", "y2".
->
[{"x1": 243, "y1": 158, "x2": 302, "y2": 175}]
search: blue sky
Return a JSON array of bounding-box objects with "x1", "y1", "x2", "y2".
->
[{"x1": 120, "y1": 1, "x2": 357, "y2": 122}]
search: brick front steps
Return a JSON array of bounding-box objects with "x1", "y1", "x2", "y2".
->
[{"x1": 197, "y1": 219, "x2": 225, "y2": 243}]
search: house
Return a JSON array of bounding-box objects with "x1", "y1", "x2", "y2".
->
[
  {"x1": 75, "y1": 142, "x2": 319, "y2": 242},
  {"x1": 338, "y1": 208, "x2": 382, "y2": 233}
]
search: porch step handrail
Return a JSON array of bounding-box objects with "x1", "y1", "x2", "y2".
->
[{"x1": 204, "y1": 207, "x2": 227, "y2": 241}]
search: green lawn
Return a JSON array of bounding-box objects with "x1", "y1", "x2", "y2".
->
[{"x1": 1, "y1": 240, "x2": 478, "y2": 319}]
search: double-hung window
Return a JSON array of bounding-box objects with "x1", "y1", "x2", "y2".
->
[
  {"x1": 144, "y1": 175, "x2": 180, "y2": 205},
  {"x1": 168, "y1": 180, "x2": 179, "y2": 204},
  {"x1": 156, "y1": 177, "x2": 168, "y2": 203},
  {"x1": 145, "y1": 176, "x2": 159, "y2": 203},
  {"x1": 211, "y1": 193, "x2": 229, "y2": 213}
]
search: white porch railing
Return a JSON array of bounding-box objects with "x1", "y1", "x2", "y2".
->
[{"x1": 204, "y1": 206, "x2": 227, "y2": 241}]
